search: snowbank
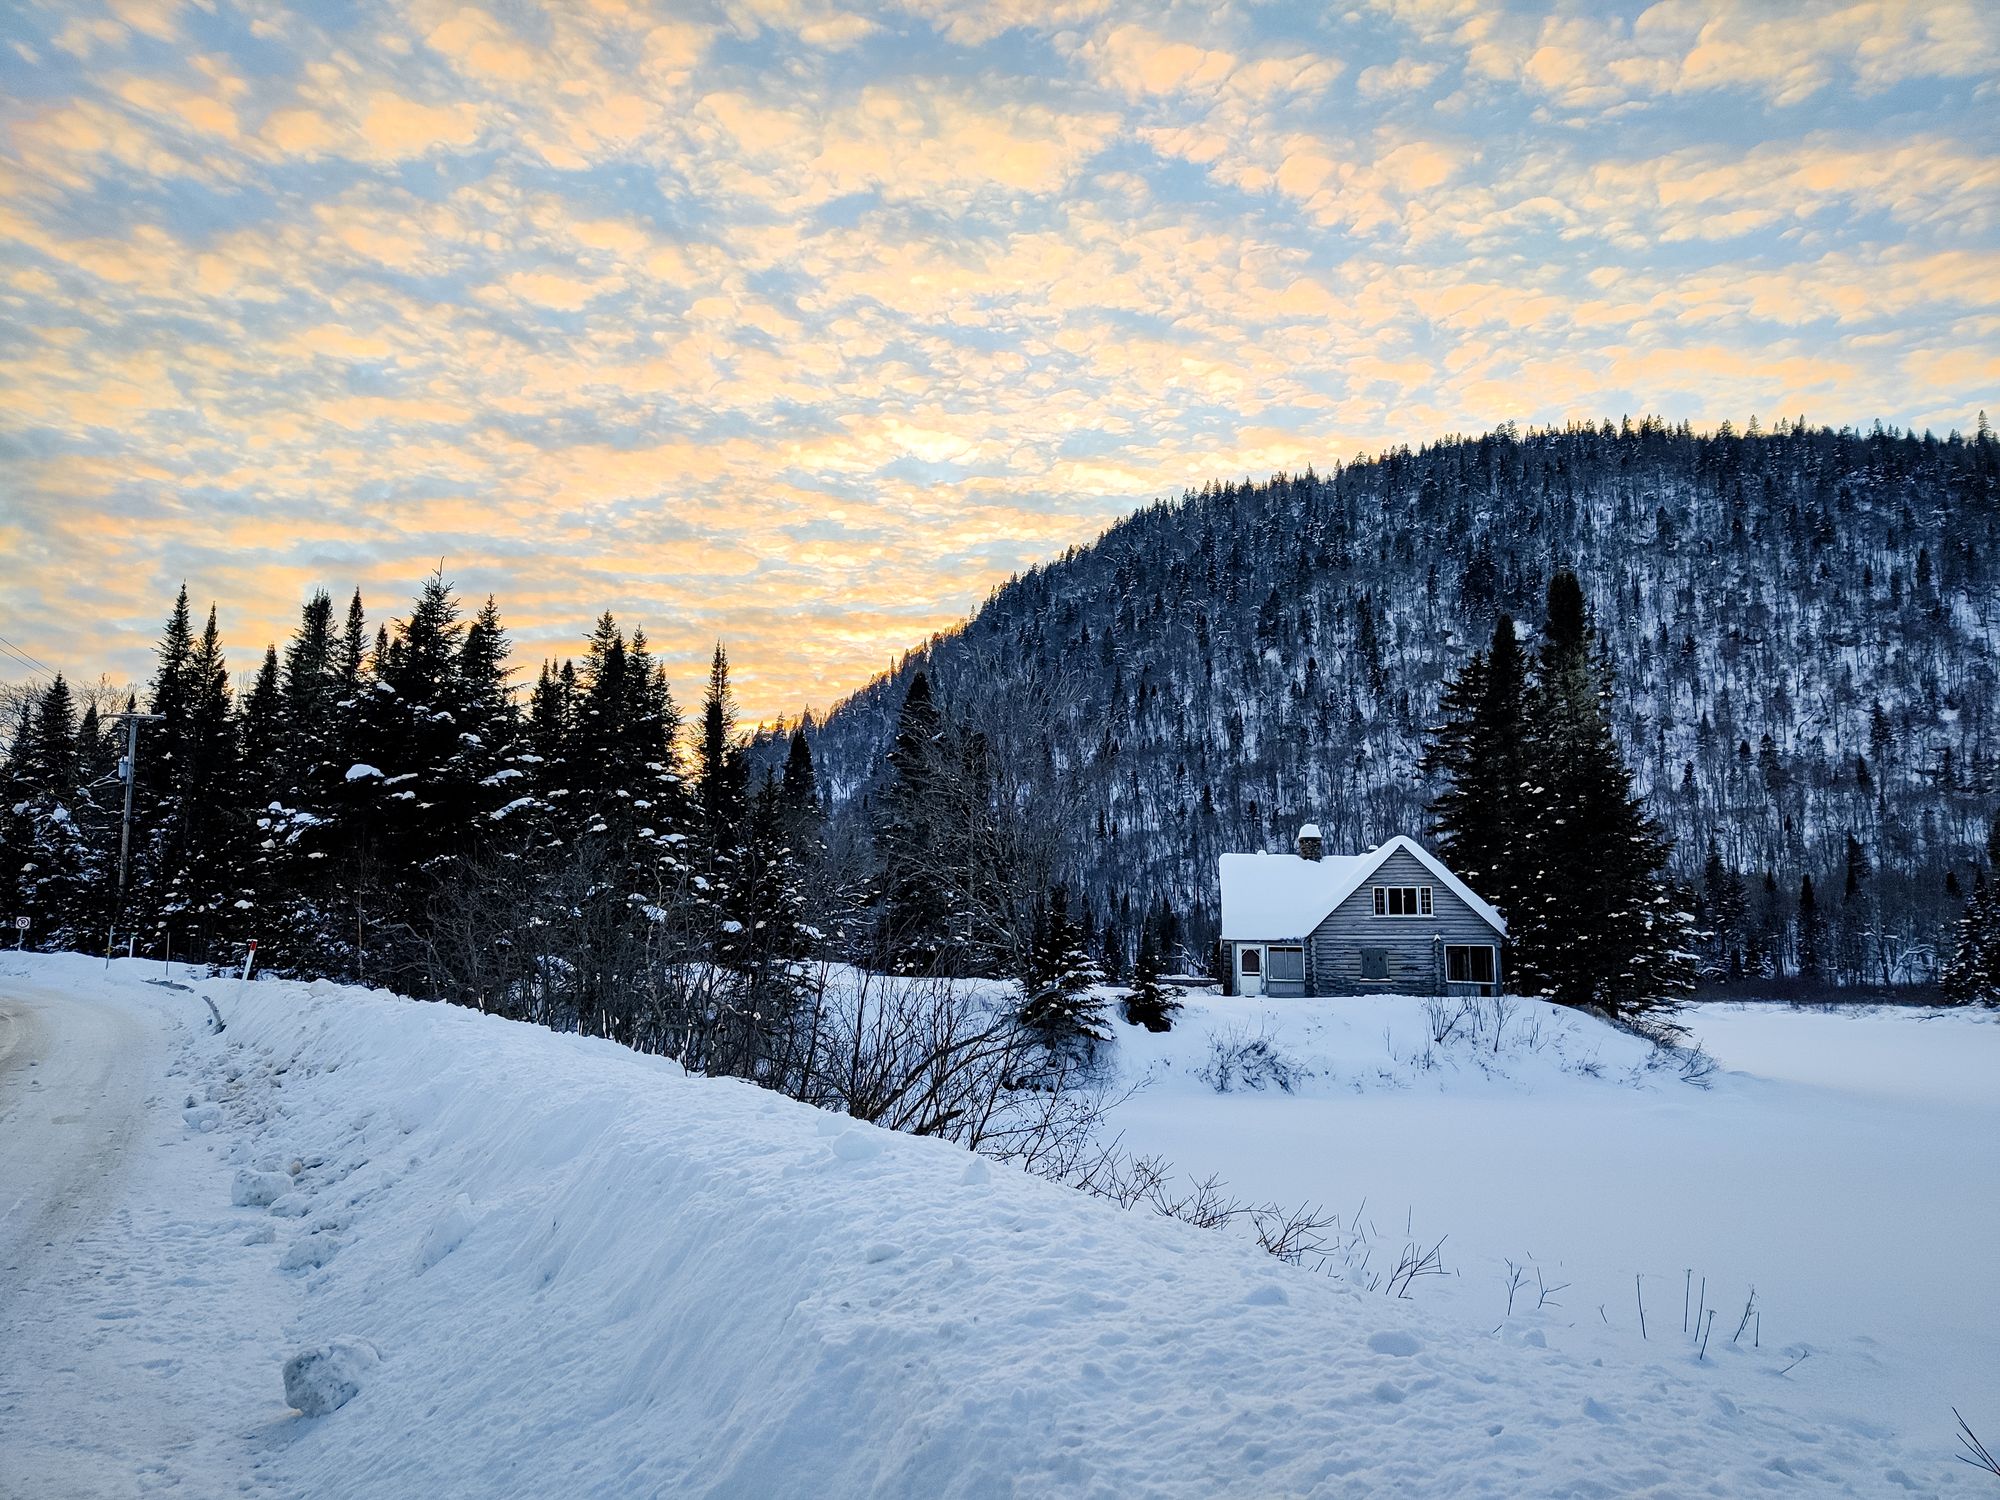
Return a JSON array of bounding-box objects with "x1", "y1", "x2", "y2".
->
[
  {"x1": 4, "y1": 954, "x2": 1984, "y2": 1495},
  {"x1": 1099, "y1": 987, "x2": 2000, "y2": 1473}
]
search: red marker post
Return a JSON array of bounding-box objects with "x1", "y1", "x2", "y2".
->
[{"x1": 241, "y1": 940, "x2": 258, "y2": 983}]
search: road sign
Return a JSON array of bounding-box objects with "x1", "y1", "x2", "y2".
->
[{"x1": 13, "y1": 916, "x2": 27, "y2": 930}]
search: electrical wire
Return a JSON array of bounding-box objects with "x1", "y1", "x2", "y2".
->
[{"x1": 0, "y1": 630, "x2": 60, "y2": 679}]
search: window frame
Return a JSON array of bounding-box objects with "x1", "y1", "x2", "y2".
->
[
  {"x1": 1445, "y1": 944, "x2": 1498, "y2": 985},
  {"x1": 1238, "y1": 946, "x2": 1261, "y2": 976},
  {"x1": 1372, "y1": 885, "x2": 1433, "y2": 917},
  {"x1": 1265, "y1": 945, "x2": 1305, "y2": 982}
]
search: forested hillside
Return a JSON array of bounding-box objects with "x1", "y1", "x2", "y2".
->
[{"x1": 788, "y1": 418, "x2": 2000, "y2": 988}]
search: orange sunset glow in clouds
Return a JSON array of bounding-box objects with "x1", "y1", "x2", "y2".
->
[{"x1": 2, "y1": 0, "x2": 1996, "y2": 720}]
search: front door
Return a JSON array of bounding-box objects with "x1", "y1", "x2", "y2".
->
[{"x1": 1237, "y1": 944, "x2": 1264, "y2": 996}]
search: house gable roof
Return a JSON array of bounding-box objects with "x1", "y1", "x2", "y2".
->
[{"x1": 1218, "y1": 835, "x2": 1506, "y2": 940}]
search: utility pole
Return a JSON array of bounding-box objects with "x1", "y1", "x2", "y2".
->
[{"x1": 107, "y1": 711, "x2": 164, "y2": 963}]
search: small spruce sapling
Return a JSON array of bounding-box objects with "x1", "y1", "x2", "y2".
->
[{"x1": 1122, "y1": 928, "x2": 1182, "y2": 1032}]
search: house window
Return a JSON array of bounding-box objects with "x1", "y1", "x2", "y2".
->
[
  {"x1": 1446, "y1": 945, "x2": 1497, "y2": 985},
  {"x1": 1239, "y1": 947, "x2": 1260, "y2": 976},
  {"x1": 1267, "y1": 946, "x2": 1305, "y2": 982},
  {"x1": 1372, "y1": 885, "x2": 1432, "y2": 916},
  {"x1": 1360, "y1": 948, "x2": 1390, "y2": 980}
]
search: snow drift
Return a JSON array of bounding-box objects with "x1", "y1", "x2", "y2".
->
[
  {"x1": 4, "y1": 954, "x2": 1984, "y2": 1495},
  {"x1": 120, "y1": 962, "x2": 1957, "y2": 1497}
]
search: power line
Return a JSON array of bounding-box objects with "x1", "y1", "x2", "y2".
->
[{"x1": 0, "y1": 630, "x2": 59, "y2": 679}]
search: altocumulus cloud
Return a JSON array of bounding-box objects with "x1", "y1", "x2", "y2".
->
[{"x1": 0, "y1": 0, "x2": 1995, "y2": 718}]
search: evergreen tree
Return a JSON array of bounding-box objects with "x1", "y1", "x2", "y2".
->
[
  {"x1": 1019, "y1": 882, "x2": 1107, "y2": 1052},
  {"x1": 1511, "y1": 571, "x2": 1688, "y2": 1014},
  {"x1": 238, "y1": 646, "x2": 287, "y2": 921},
  {"x1": 281, "y1": 591, "x2": 341, "y2": 801},
  {"x1": 1121, "y1": 924, "x2": 1180, "y2": 1032},
  {"x1": 694, "y1": 643, "x2": 750, "y2": 946},
  {"x1": 139, "y1": 604, "x2": 248, "y2": 955},
  {"x1": 1795, "y1": 873, "x2": 1824, "y2": 984},
  {"x1": 1698, "y1": 839, "x2": 1747, "y2": 978},
  {"x1": 779, "y1": 726, "x2": 820, "y2": 834},
  {"x1": 872, "y1": 672, "x2": 956, "y2": 972},
  {"x1": 695, "y1": 644, "x2": 748, "y2": 859},
  {"x1": 1425, "y1": 613, "x2": 1529, "y2": 913},
  {"x1": 240, "y1": 646, "x2": 285, "y2": 812},
  {"x1": 1941, "y1": 873, "x2": 1998, "y2": 1005},
  {"x1": 1, "y1": 677, "x2": 102, "y2": 947}
]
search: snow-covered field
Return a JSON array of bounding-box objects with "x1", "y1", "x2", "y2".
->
[
  {"x1": 1102, "y1": 989, "x2": 2000, "y2": 1472},
  {"x1": 1, "y1": 952, "x2": 1993, "y2": 1496}
]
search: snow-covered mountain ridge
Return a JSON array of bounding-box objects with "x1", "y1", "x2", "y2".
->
[{"x1": 792, "y1": 421, "x2": 2000, "y2": 983}]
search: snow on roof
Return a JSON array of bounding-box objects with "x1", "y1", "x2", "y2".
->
[
  {"x1": 1219, "y1": 835, "x2": 1505, "y2": 939},
  {"x1": 1219, "y1": 850, "x2": 1371, "y2": 940}
]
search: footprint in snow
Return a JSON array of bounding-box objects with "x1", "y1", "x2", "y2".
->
[{"x1": 1367, "y1": 1330, "x2": 1421, "y2": 1357}]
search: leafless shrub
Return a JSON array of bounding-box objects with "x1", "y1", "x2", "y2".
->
[
  {"x1": 1385, "y1": 1236, "x2": 1448, "y2": 1298},
  {"x1": 1250, "y1": 1202, "x2": 1342, "y2": 1268},
  {"x1": 1482, "y1": 995, "x2": 1522, "y2": 1054},
  {"x1": 1197, "y1": 1023, "x2": 1306, "y2": 1093},
  {"x1": 1955, "y1": 1410, "x2": 2000, "y2": 1479},
  {"x1": 1423, "y1": 995, "x2": 1473, "y2": 1047},
  {"x1": 1061, "y1": 1146, "x2": 1441, "y2": 1298}
]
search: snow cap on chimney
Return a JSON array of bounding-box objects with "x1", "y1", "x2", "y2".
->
[{"x1": 1297, "y1": 823, "x2": 1323, "y2": 861}]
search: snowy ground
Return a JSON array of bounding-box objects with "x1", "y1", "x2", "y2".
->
[
  {"x1": 1100, "y1": 989, "x2": 2000, "y2": 1480},
  {"x1": 0, "y1": 953, "x2": 1991, "y2": 1496}
]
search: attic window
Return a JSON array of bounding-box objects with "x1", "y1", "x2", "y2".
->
[{"x1": 1373, "y1": 885, "x2": 1432, "y2": 917}]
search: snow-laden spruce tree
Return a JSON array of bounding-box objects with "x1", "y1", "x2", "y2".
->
[
  {"x1": 1121, "y1": 925, "x2": 1181, "y2": 1032},
  {"x1": 1424, "y1": 613, "x2": 1530, "y2": 915},
  {"x1": 0, "y1": 675, "x2": 109, "y2": 950},
  {"x1": 1941, "y1": 866, "x2": 1999, "y2": 1006},
  {"x1": 1020, "y1": 882, "x2": 1108, "y2": 1054},
  {"x1": 1509, "y1": 571, "x2": 1694, "y2": 1016},
  {"x1": 871, "y1": 672, "x2": 959, "y2": 973}
]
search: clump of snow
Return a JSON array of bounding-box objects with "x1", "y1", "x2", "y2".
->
[
  {"x1": 415, "y1": 1193, "x2": 476, "y2": 1273},
  {"x1": 343, "y1": 764, "x2": 383, "y2": 782},
  {"x1": 282, "y1": 1337, "x2": 379, "y2": 1416},
  {"x1": 230, "y1": 1168, "x2": 292, "y2": 1207}
]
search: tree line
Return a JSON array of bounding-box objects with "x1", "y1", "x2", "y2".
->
[{"x1": 0, "y1": 569, "x2": 1169, "y2": 1063}]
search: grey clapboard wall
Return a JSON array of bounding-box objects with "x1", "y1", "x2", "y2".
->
[{"x1": 1306, "y1": 848, "x2": 1503, "y2": 995}]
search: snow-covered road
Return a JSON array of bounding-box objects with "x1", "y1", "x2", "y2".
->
[
  {"x1": 0, "y1": 978, "x2": 155, "y2": 1302},
  {"x1": 0, "y1": 974, "x2": 290, "y2": 1497}
]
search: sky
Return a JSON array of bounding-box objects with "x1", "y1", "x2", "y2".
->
[{"x1": 1, "y1": 0, "x2": 1996, "y2": 725}]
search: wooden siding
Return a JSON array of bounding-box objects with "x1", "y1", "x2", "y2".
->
[{"x1": 1305, "y1": 849, "x2": 1504, "y2": 996}]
